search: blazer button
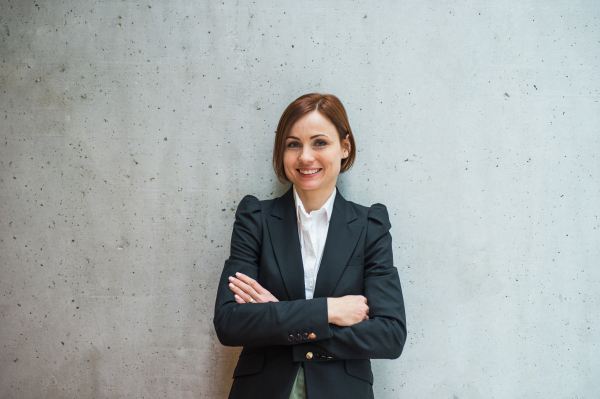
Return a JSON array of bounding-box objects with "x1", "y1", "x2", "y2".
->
[
  {"x1": 306, "y1": 352, "x2": 313, "y2": 359},
  {"x1": 302, "y1": 333, "x2": 309, "y2": 340},
  {"x1": 288, "y1": 335, "x2": 295, "y2": 342},
  {"x1": 308, "y1": 333, "x2": 316, "y2": 340},
  {"x1": 295, "y1": 334, "x2": 302, "y2": 341}
]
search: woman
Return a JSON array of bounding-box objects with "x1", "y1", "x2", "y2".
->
[{"x1": 213, "y1": 93, "x2": 407, "y2": 399}]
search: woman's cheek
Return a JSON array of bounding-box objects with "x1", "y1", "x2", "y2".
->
[{"x1": 284, "y1": 168, "x2": 295, "y2": 182}]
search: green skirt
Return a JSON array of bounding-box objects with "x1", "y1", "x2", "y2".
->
[{"x1": 288, "y1": 364, "x2": 307, "y2": 399}]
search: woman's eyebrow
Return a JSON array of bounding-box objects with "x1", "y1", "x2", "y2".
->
[{"x1": 285, "y1": 134, "x2": 327, "y2": 140}]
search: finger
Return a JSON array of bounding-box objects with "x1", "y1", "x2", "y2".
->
[
  {"x1": 235, "y1": 273, "x2": 261, "y2": 293},
  {"x1": 229, "y1": 283, "x2": 253, "y2": 303},
  {"x1": 228, "y1": 276, "x2": 246, "y2": 290},
  {"x1": 230, "y1": 276, "x2": 261, "y2": 299},
  {"x1": 229, "y1": 276, "x2": 251, "y2": 292},
  {"x1": 235, "y1": 272, "x2": 265, "y2": 295},
  {"x1": 234, "y1": 294, "x2": 245, "y2": 304},
  {"x1": 230, "y1": 282, "x2": 263, "y2": 303}
]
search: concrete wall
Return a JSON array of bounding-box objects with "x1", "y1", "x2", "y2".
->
[{"x1": 1, "y1": 0, "x2": 598, "y2": 398}]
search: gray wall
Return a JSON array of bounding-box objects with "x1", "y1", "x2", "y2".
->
[{"x1": 1, "y1": 0, "x2": 598, "y2": 398}]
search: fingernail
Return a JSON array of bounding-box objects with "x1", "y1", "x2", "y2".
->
[
  {"x1": 235, "y1": 272, "x2": 241, "y2": 276},
  {"x1": 229, "y1": 283, "x2": 234, "y2": 288},
  {"x1": 228, "y1": 276, "x2": 234, "y2": 281}
]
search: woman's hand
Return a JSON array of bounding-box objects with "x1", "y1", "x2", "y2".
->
[
  {"x1": 228, "y1": 272, "x2": 279, "y2": 304},
  {"x1": 327, "y1": 296, "x2": 369, "y2": 327}
]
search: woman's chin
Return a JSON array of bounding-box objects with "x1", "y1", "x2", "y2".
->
[{"x1": 294, "y1": 179, "x2": 331, "y2": 193}]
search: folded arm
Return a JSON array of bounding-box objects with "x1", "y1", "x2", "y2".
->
[
  {"x1": 213, "y1": 195, "x2": 332, "y2": 347},
  {"x1": 292, "y1": 268, "x2": 406, "y2": 361},
  {"x1": 226, "y1": 267, "x2": 405, "y2": 360}
]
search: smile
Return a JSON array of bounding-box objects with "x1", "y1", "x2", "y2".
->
[{"x1": 298, "y1": 168, "x2": 322, "y2": 176}]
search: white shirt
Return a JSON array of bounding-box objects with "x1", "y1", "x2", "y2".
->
[{"x1": 293, "y1": 185, "x2": 337, "y2": 300}]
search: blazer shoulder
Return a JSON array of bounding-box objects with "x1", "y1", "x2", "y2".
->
[
  {"x1": 366, "y1": 203, "x2": 392, "y2": 241},
  {"x1": 344, "y1": 200, "x2": 391, "y2": 235},
  {"x1": 368, "y1": 203, "x2": 389, "y2": 219},
  {"x1": 344, "y1": 200, "x2": 389, "y2": 222},
  {"x1": 235, "y1": 194, "x2": 277, "y2": 219},
  {"x1": 236, "y1": 195, "x2": 260, "y2": 213}
]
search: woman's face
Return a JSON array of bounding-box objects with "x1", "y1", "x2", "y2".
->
[{"x1": 283, "y1": 110, "x2": 350, "y2": 198}]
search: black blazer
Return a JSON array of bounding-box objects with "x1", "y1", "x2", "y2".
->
[{"x1": 214, "y1": 186, "x2": 407, "y2": 399}]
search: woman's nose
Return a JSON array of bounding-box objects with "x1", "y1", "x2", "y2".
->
[{"x1": 298, "y1": 147, "x2": 314, "y2": 163}]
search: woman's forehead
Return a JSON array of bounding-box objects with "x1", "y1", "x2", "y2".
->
[{"x1": 287, "y1": 111, "x2": 337, "y2": 139}]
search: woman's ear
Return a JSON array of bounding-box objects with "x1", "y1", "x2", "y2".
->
[{"x1": 342, "y1": 133, "x2": 350, "y2": 158}]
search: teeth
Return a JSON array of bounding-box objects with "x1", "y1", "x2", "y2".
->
[{"x1": 299, "y1": 169, "x2": 319, "y2": 175}]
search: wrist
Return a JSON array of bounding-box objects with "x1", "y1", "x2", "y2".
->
[{"x1": 327, "y1": 297, "x2": 337, "y2": 324}]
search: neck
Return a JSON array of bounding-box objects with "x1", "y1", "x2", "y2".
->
[{"x1": 295, "y1": 183, "x2": 336, "y2": 214}]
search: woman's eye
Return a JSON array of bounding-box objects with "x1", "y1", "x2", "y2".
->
[
  {"x1": 314, "y1": 140, "x2": 327, "y2": 147},
  {"x1": 287, "y1": 142, "x2": 300, "y2": 148}
]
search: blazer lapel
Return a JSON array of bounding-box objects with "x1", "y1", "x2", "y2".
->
[
  {"x1": 313, "y1": 190, "x2": 364, "y2": 298},
  {"x1": 266, "y1": 187, "x2": 306, "y2": 301}
]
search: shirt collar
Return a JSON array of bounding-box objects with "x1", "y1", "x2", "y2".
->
[{"x1": 293, "y1": 185, "x2": 336, "y2": 224}]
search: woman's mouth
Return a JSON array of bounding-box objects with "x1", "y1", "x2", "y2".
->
[{"x1": 298, "y1": 168, "x2": 322, "y2": 176}]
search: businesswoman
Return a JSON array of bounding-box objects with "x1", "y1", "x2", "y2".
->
[{"x1": 214, "y1": 93, "x2": 407, "y2": 399}]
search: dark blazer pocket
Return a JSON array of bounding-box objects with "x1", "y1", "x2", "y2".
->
[
  {"x1": 233, "y1": 352, "x2": 265, "y2": 378},
  {"x1": 346, "y1": 256, "x2": 364, "y2": 266},
  {"x1": 344, "y1": 359, "x2": 373, "y2": 385}
]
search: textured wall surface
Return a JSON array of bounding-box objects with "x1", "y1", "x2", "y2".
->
[{"x1": 1, "y1": 0, "x2": 599, "y2": 398}]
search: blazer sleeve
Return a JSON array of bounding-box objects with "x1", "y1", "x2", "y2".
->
[
  {"x1": 213, "y1": 195, "x2": 331, "y2": 348},
  {"x1": 291, "y1": 204, "x2": 407, "y2": 361}
]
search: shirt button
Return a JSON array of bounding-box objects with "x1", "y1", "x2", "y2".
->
[
  {"x1": 288, "y1": 335, "x2": 295, "y2": 342},
  {"x1": 295, "y1": 334, "x2": 302, "y2": 342},
  {"x1": 309, "y1": 333, "x2": 316, "y2": 340},
  {"x1": 306, "y1": 352, "x2": 313, "y2": 359},
  {"x1": 302, "y1": 333, "x2": 309, "y2": 340}
]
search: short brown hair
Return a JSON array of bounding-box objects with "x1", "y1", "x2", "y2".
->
[{"x1": 272, "y1": 93, "x2": 356, "y2": 183}]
